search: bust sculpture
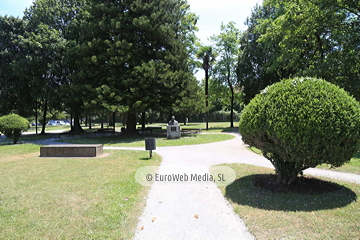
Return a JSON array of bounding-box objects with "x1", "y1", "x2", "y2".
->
[{"x1": 168, "y1": 116, "x2": 178, "y2": 125}]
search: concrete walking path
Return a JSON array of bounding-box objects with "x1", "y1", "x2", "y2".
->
[{"x1": 105, "y1": 133, "x2": 360, "y2": 239}]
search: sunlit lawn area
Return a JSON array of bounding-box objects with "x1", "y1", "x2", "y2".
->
[
  {"x1": 0, "y1": 144, "x2": 161, "y2": 239},
  {"x1": 28, "y1": 125, "x2": 71, "y2": 132},
  {"x1": 28, "y1": 122, "x2": 238, "y2": 134},
  {"x1": 58, "y1": 133, "x2": 235, "y2": 147},
  {"x1": 0, "y1": 134, "x2": 50, "y2": 144},
  {"x1": 317, "y1": 152, "x2": 360, "y2": 175},
  {"x1": 213, "y1": 164, "x2": 360, "y2": 239},
  {"x1": 247, "y1": 146, "x2": 360, "y2": 175}
]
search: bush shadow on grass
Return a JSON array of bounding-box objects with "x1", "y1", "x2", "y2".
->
[
  {"x1": 225, "y1": 174, "x2": 357, "y2": 212},
  {"x1": 202, "y1": 127, "x2": 238, "y2": 133},
  {"x1": 55, "y1": 133, "x2": 166, "y2": 145},
  {"x1": 221, "y1": 127, "x2": 238, "y2": 133}
]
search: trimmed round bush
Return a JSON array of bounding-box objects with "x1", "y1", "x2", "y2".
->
[
  {"x1": 0, "y1": 114, "x2": 30, "y2": 144},
  {"x1": 239, "y1": 77, "x2": 360, "y2": 185}
]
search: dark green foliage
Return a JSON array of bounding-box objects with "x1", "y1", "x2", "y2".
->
[
  {"x1": 211, "y1": 22, "x2": 242, "y2": 128},
  {"x1": 236, "y1": 4, "x2": 283, "y2": 104},
  {"x1": 0, "y1": 16, "x2": 33, "y2": 116},
  {"x1": 238, "y1": 0, "x2": 360, "y2": 103},
  {"x1": 239, "y1": 77, "x2": 360, "y2": 185},
  {"x1": 73, "y1": 0, "x2": 196, "y2": 133},
  {"x1": 0, "y1": 114, "x2": 30, "y2": 144}
]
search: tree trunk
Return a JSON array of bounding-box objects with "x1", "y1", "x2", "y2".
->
[
  {"x1": 122, "y1": 113, "x2": 127, "y2": 126},
  {"x1": 35, "y1": 101, "x2": 38, "y2": 135},
  {"x1": 141, "y1": 112, "x2": 146, "y2": 129},
  {"x1": 264, "y1": 152, "x2": 300, "y2": 185},
  {"x1": 40, "y1": 100, "x2": 48, "y2": 134},
  {"x1": 88, "y1": 113, "x2": 92, "y2": 129},
  {"x1": 205, "y1": 69, "x2": 209, "y2": 130},
  {"x1": 112, "y1": 112, "x2": 116, "y2": 130},
  {"x1": 70, "y1": 113, "x2": 74, "y2": 131},
  {"x1": 101, "y1": 112, "x2": 104, "y2": 129},
  {"x1": 126, "y1": 111, "x2": 137, "y2": 134},
  {"x1": 229, "y1": 83, "x2": 234, "y2": 128},
  {"x1": 72, "y1": 112, "x2": 85, "y2": 134}
]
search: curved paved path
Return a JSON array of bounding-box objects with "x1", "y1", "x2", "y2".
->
[{"x1": 106, "y1": 133, "x2": 360, "y2": 239}]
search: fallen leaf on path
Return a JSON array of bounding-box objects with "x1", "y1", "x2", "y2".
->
[
  {"x1": 194, "y1": 214, "x2": 199, "y2": 219},
  {"x1": 124, "y1": 197, "x2": 129, "y2": 201},
  {"x1": 139, "y1": 226, "x2": 144, "y2": 230},
  {"x1": 152, "y1": 217, "x2": 156, "y2": 222}
]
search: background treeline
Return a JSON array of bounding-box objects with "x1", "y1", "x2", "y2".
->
[
  {"x1": 1, "y1": 0, "x2": 359, "y2": 132},
  {"x1": 0, "y1": 0, "x2": 204, "y2": 134},
  {"x1": 238, "y1": 0, "x2": 360, "y2": 104}
]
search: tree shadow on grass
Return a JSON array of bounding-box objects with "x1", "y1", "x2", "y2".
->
[
  {"x1": 200, "y1": 127, "x2": 238, "y2": 133},
  {"x1": 55, "y1": 133, "x2": 166, "y2": 145},
  {"x1": 221, "y1": 127, "x2": 239, "y2": 133},
  {"x1": 225, "y1": 174, "x2": 357, "y2": 212}
]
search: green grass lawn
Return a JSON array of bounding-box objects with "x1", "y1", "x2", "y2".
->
[
  {"x1": 0, "y1": 133, "x2": 56, "y2": 145},
  {"x1": 247, "y1": 146, "x2": 360, "y2": 175},
  {"x1": 28, "y1": 122, "x2": 238, "y2": 133},
  {"x1": 57, "y1": 133, "x2": 235, "y2": 147},
  {"x1": 213, "y1": 164, "x2": 360, "y2": 239},
  {"x1": 0, "y1": 144, "x2": 161, "y2": 239},
  {"x1": 138, "y1": 122, "x2": 239, "y2": 132},
  {"x1": 317, "y1": 152, "x2": 360, "y2": 174},
  {"x1": 28, "y1": 125, "x2": 72, "y2": 132}
]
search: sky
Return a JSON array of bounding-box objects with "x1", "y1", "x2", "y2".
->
[
  {"x1": 187, "y1": 0, "x2": 262, "y2": 44},
  {"x1": 0, "y1": 0, "x2": 262, "y2": 45}
]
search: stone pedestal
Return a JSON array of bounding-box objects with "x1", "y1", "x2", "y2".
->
[
  {"x1": 167, "y1": 125, "x2": 180, "y2": 139},
  {"x1": 40, "y1": 144, "x2": 103, "y2": 157}
]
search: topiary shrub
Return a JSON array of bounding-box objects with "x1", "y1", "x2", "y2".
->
[
  {"x1": 239, "y1": 77, "x2": 360, "y2": 185},
  {"x1": 0, "y1": 114, "x2": 30, "y2": 144}
]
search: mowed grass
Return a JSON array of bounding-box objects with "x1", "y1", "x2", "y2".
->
[
  {"x1": 27, "y1": 122, "x2": 238, "y2": 133},
  {"x1": 317, "y1": 152, "x2": 360, "y2": 174},
  {"x1": 28, "y1": 125, "x2": 71, "y2": 132},
  {"x1": 58, "y1": 133, "x2": 235, "y2": 147},
  {"x1": 143, "y1": 122, "x2": 239, "y2": 133},
  {"x1": 247, "y1": 146, "x2": 360, "y2": 175},
  {"x1": 0, "y1": 144, "x2": 161, "y2": 239},
  {"x1": 213, "y1": 164, "x2": 360, "y2": 240}
]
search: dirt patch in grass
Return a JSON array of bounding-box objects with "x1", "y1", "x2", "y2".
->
[
  {"x1": 253, "y1": 174, "x2": 342, "y2": 194},
  {"x1": 1, "y1": 152, "x2": 39, "y2": 162}
]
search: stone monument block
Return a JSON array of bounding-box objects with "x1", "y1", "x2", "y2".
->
[{"x1": 167, "y1": 125, "x2": 180, "y2": 139}]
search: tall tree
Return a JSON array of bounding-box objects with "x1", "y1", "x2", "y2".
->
[
  {"x1": 75, "y1": 0, "x2": 196, "y2": 133},
  {"x1": 196, "y1": 46, "x2": 216, "y2": 130},
  {"x1": 173, "y1": 77, "x2": 205, "y2": 124},
  {"x1": 17, "y1": 24, "x2": 66, "y2": 134},
  {"x1": 23, "y1": 0, "x2": 87, "y2": 134},
  {"x1": 236, "y1": 3, "x2": 282, "y2": 104},
  {"x1": 211, "y1": 22, "x2": 242, "y2": 127},
  {"x1": 0, "y1": 16, "x2": 33, "y2": 117}
]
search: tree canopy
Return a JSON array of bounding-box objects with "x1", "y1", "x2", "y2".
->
[
  {"x1": 238, "y1": 0, "x2": 360, "y2": 103},
  {"x1": 0, "y1": 0, "x2": 199, "y2": 134},
  {"x1": 211, "y1": 22, "x2": 242, "y2": 127},
  {"x1": 71, "y1": 0, "x2": 197, "y2": 133}
]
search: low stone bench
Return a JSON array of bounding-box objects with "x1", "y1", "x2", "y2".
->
[
  {"x1": 40, "y1": 144, "x2": 103, "y2": 157},
  {"x1": 94, "y1": 128, "x2": 115, "y2": 134},
  {"x1": 181, "y1": 128, "x2": 202, "y2": 134},
  {"x1": 136, "y1": 126, "x2": 162, "y2": 134}
]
